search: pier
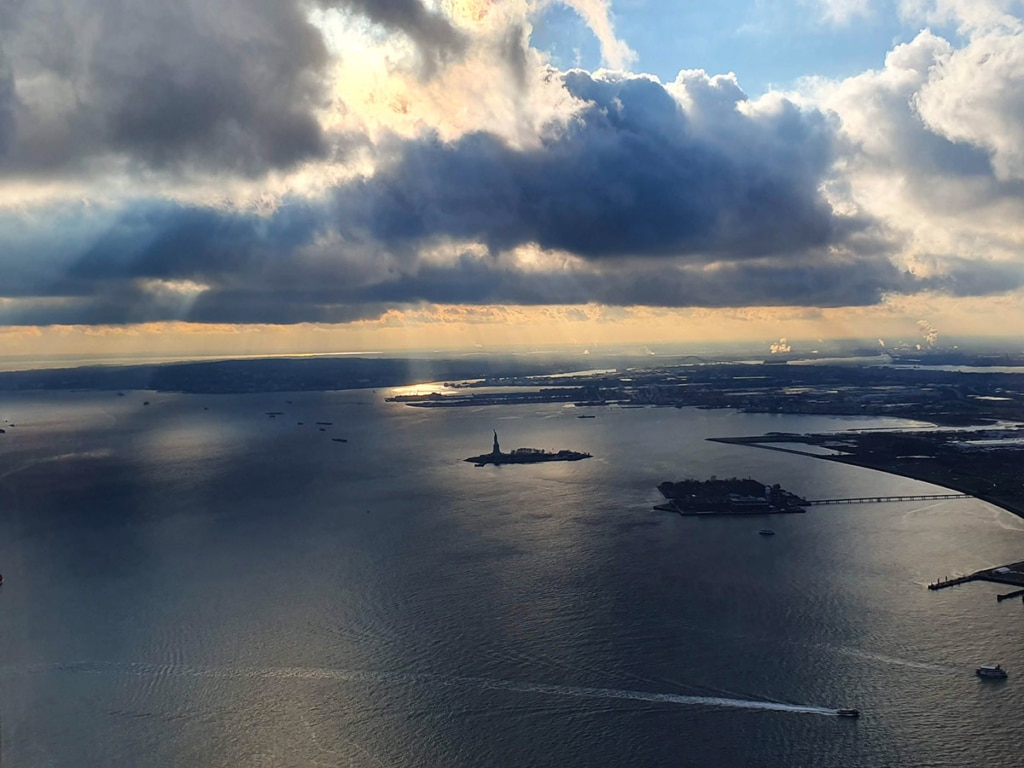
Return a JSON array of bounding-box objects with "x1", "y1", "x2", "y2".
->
[
  {"x1": 928, "y1": 560, "x2": 1024, "y2": 594},
  {"x1": 928, "y1": 574, "x2": 978, "y2": 590},
  {"x1": 806, "y1": 493, "x2": 969, "y2": 506}
]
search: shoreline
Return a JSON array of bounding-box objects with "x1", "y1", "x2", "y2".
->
[
  {"x1": 822, "y1": 454, "x2": 1024, "y2": 521},
  {"x1": 714, "y1": 437, "x2": 1024, "y2": 522}
]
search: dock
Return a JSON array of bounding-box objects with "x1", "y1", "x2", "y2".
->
[
  {"x1": 928, "y1": 561, "x2": 1024, "y2": 595},
  {"x1": 928, "y1": 574, "x2": 978, "y2": 590}
]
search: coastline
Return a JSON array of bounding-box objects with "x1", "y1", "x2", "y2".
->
[
  {"x1": 822, "y1": 454, "x2": 1024, "y2": 521},
  {"x1": 719, "y1": 439, "x2": 1024, "y2": 522}
]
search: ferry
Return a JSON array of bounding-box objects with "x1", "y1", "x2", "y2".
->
[
  {"x1": 836, "y1": 709, "x2": 860, "y2": 718},
  {"x1": 976, "y1": 664, "x2": 1008, "y2": 679}
]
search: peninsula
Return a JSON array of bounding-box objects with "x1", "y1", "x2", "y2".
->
[
  {"x1": 711, "y1": 428, "x2": 1024, "y2": 520},
  {"x1": 465, "y1": 431, "x2": 592, "y2": 467}
]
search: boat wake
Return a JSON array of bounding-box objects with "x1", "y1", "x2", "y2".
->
[
  {"x1": 446, "y1": 677, "x2": 836, "y2": 716},
  {"x1": 833, "y1": 647, "x2": 959, "y2": 674},
  {"x1": 13, "y1": 662, "x2": 837, "y2": 717}
]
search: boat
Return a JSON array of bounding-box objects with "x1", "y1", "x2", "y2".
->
[
  {"x1": 758, "y1": 529, "x2": 775, "y2": 536},
  {"x1": 976, "y1": 664, "x2": 1008, "y2": 679},
  {"x1": 836, "y1": 709, "x2": 859, "y2": 718}
]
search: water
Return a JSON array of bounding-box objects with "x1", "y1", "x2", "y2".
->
[{"x1": 1, "y1": 390, "x2": 1023, "y2": 766}]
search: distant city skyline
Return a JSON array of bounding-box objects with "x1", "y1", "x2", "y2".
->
[{"x1": 2, "y1": 0, "x2": 1024, "y2": 359}]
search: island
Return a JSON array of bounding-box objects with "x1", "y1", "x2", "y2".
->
[
  {"x1": 655, "y1": 477, "x2": 807, "y2": 515},
  {"x1": 465, "y1": 431, "x2": 592, "y2": 467}
]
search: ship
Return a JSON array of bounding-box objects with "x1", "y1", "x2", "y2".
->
[
  {"x1": 976, "y1": 664, "x2": 1008, "y2": 679},
  {"x1": 465, "y1": 431, "x2": 592, "y2": 467}
]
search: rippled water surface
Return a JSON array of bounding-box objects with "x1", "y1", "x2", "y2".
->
[{"x1": 1, "y1": 390, "x2": 1022, "y2": 766}]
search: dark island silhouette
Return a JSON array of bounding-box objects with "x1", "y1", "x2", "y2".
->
[
  {"x1": 466, "y1": 431, "x2": 591, "y2": 467},
  {"x1": 655, "y1": 477, "x2": 807, "y2": 515}
]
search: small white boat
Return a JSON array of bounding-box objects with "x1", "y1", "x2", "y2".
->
[{"x1": 976, "y1": 664, "x2": 1008, "y2": 679}]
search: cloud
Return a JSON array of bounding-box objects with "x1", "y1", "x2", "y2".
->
[
  {"x1": 0, "y1": 0, "x2": 466, "y2": 178},
  {"x1": 808, "y1": 22, "x2": 1024, "y2": 283},
  {"x1": 0, "y1": 43, "x2": 14, "y2": 159},
  {"x1": 337, "y1": 69, "x2": 859, "y2": 261},
  {"x1": 4, "y1": 0, "x2": 1024, "y2": 331},
  {"x1": 553, "y1": 0, "x2": 637, "y2": 70},
  {"x1": 914, "y1": 18, "x2": 1024, "y2": 180},
  {"x1": 331, "y1": 0, "x2": 468, "y2": 75},
  {"x1": 808, "y1": 0, "x2": 873, "y2": 26},
  {"x1": 2, "y1": 0, "x2": 329, "y2": 176},
  {"x1": 0, "y1": 190, "x2": 902, "y2": 327},
  {"x1": 910, "y1": 255, "x2": 1024, "y2": 295},
  {"x1": 900, "y1": 0, "x2": 1024, "y2": 32},
  {"x1": 357, "y1": 248, "x2": 906, "y2": 309}
]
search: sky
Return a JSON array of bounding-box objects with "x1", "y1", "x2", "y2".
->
[{"x1": 2, "y1": 0, "x2": 1024, "y2": 359}]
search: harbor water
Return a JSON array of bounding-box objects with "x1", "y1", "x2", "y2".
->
[{"x1": 0, "y1": 389, "x2": 1022, "y2": 766}]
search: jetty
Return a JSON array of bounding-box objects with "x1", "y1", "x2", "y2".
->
[
  {"x1": 928, "y1": 560, "x2": 1024, "y2": 596},
  {"x1": 928, "y1": 574, "x2": 977, "y2": 590}
]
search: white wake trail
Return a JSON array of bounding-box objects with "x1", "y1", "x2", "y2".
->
[{"x1": 39, "y1": 662, "x2": 839, "y2": 717}]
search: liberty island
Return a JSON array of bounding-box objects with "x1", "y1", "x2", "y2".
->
[{"x1": 465, "y1": 430, "x2": 592, "y2": 467}]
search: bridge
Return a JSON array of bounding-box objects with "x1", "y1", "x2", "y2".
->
[{"x1": 806, "y1": 493, "x2": 971, "y2": 506}]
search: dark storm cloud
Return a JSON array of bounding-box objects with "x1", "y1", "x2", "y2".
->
[
  {"x1": 337, "y1": 70, "x2": 856, "y2": 260},
  {"x1": 331, "y1": 0, "x2": 467, "y2": 75},
  {"x1": 0, "y1": 0, "x2": 465, "y2": 176},
  {"x1": 0, "y1": 199, "x2": 323, "y2": 306},
  {"x1": 3, "y1": 0, "x2": 331, "y2": 175},
  {"x1": 912, "y1": 256, "x2": 1024, "y2": 296},
  {"x1": 66, "y1": 203, "x2": 324, "y2": 284},
  {"x1": 1, "y1": 191, "x2": 1019, "y2": 327},
  {"x1": 357, "y1": 250, "x2": 905, "y2": 308},
  {"x1": 0, "y1": 197, "x2": 901, "y2": 326},
  {"x1": 0, "y1": 46, "x2": 14, "y2": 159}
]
